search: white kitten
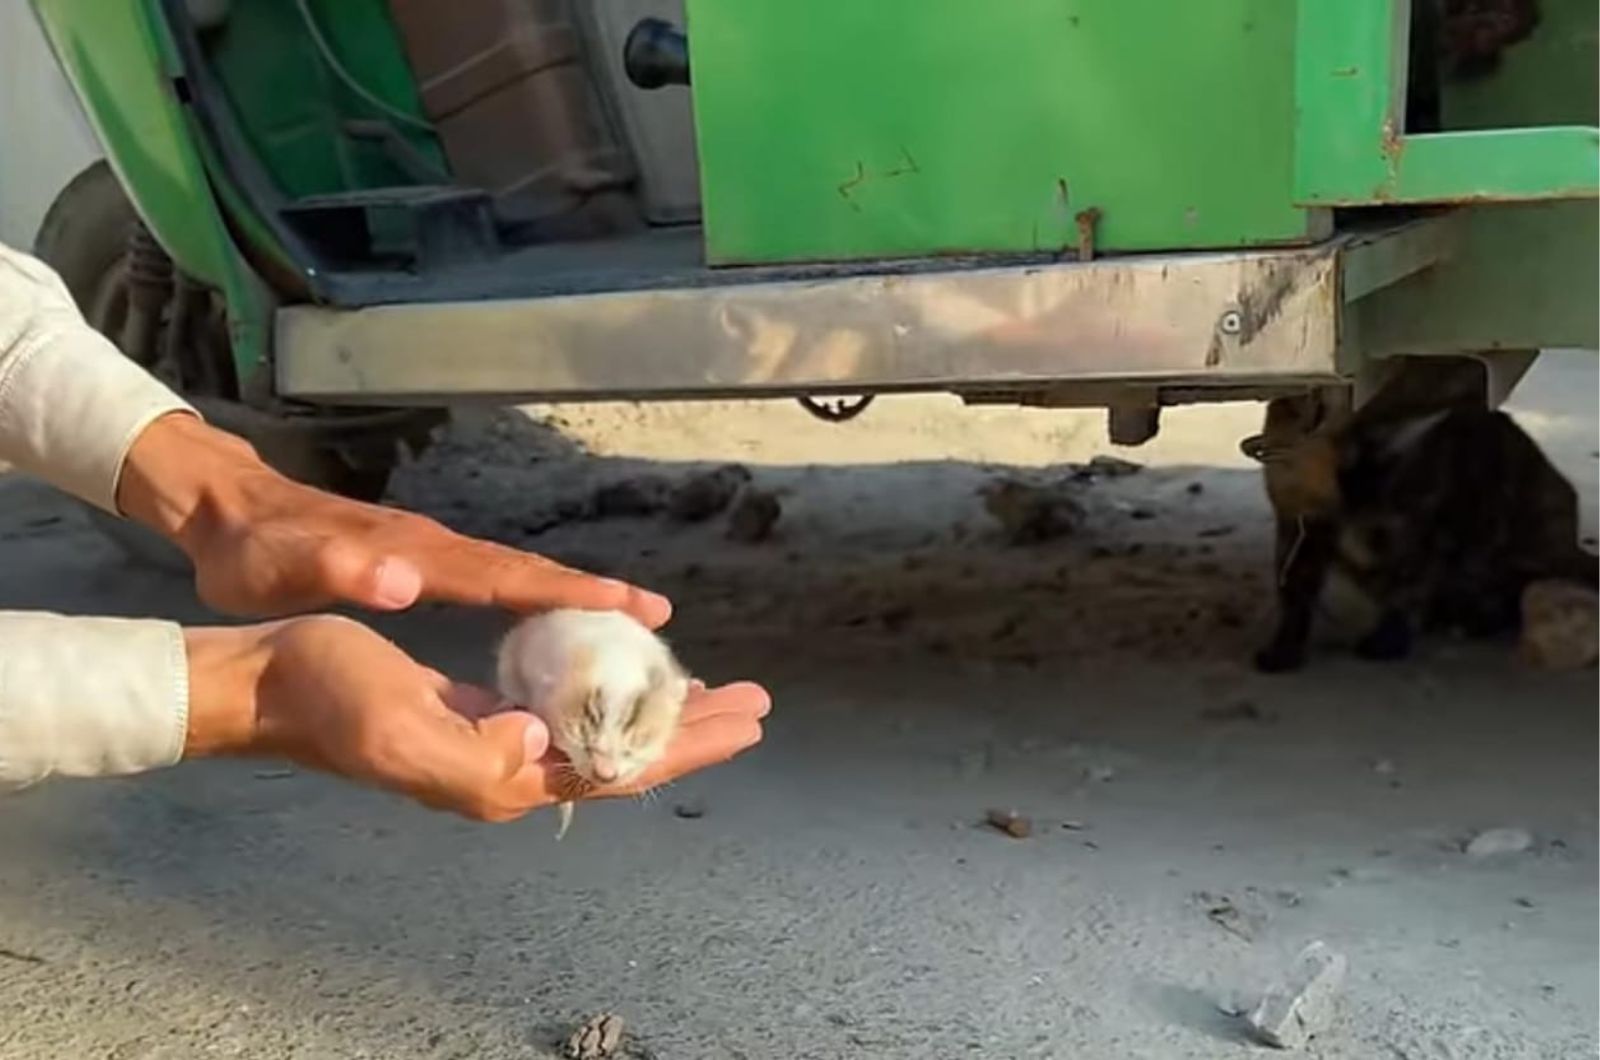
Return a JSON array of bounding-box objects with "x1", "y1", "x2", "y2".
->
[{"x1": 495, "y1": 610, "x2": 689, "y2": 837}]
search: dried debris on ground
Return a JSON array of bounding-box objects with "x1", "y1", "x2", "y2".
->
[
  {"x1": 984, "y1": 809, "x2": 1033, "y2": 839},
  {"x1": 668, "y1": 465, "x2": 752, "y2": 523},
  {"x1": 980, "y1": 479, "x2": 1082, "y2": 545},
  {"x1": 726, "y1": 489, "x2": 782, "y2": 543},
  {"x1": 563, "y1": 1012, "x2": 626, "y2": 1060}
]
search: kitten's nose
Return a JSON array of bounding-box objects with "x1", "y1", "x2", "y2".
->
[{"x1": 589, "y1": 757, "x2": 620, "y2": 783}]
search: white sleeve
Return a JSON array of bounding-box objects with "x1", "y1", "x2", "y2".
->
[
  {"x1": 0, "y1": 240, "x2": 194, "y2": 788},
  {"x1": 0, "y1": 240, "x2": 194, "y2": 512},
  {"x1": 0, "y1": 613, "x2": 189, "y2": 789}
]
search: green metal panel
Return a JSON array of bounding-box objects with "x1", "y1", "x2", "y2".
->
[
  {"x1": 28, "y1": 0, "x2": 272, "y2": 379},
  {"x1": 1388, "y1": 128, "x2": 1598, "y2": 202},
  {"x1": 687, "y1": 0, "x2": 1327, "y2": 266},
  {"x1": 1294, "y1": 0, "x2": 1599, "y2": 205},
  {"x1": 205, "y1": 0, "x2": 443, "y2": 200},
  {"x1": 1339, "y1": 1, "x2": 1598, "y2": 357}
]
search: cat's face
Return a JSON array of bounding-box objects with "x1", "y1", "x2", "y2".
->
[
  {"x1": 1244, "y1": 395, "x2": 1345, "y2": 519},
  {"x1": 550, "y1": 668, "x2": 687, "y2": 786},
  {"x1": 1242, "y1": 395, "x2": 1327, "y2": 462}
]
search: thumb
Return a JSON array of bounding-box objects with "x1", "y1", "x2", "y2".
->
[
  {"x1": 315, "y1": 539, "x2": 423, "y2": 611},
  {"x1": 476, "y1": 710, "x2": 550, "y2": 776}
]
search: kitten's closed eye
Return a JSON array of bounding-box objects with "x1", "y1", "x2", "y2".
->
[{"x1": 624, "y1": 693, "x2": 650, "y2": 729}]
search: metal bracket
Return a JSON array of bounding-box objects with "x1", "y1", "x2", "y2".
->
[{"x1": 797, "y1": 395, "x2": 875, "y2": 422}]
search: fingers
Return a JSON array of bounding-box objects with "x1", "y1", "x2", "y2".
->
[
  {"x1": 393, "y1": 705, "x2": 548, "y2": 822},
  {"x1": 437, "y1": 679, "x2": 509, "y2": 720},
  {"x1": 376, "y1": 528, "x2": 674, "y2": 628},
  {"x1": 681, "y1": 681, "x2": 772, "y2": 720},
  {"x1": 307, "y1": 538, "x2": 423, "y2": 612},
  {"x1": 193, "y1": 474, "x2": 673, "y2": 624},
  {"x1": 615, "y1": 699, "x2": 766, "y2": 794}
]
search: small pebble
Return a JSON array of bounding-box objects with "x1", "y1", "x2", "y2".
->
[
  {"x1": 984, "y1": 809, "x2": 1033, "y2": 839},
  {"x1": 1463, "y1": 827, "x2": 1534, "y2": 858},
  {"x1": 673, "y1": 800, "x2": 706, "y2": 820},
  {"x1": 1215, "y1": 992, "x2": 1247, "y2": 1018}
]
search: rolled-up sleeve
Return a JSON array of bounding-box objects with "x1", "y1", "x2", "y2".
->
[
  {"x1": 0, "y1": 241, "x2": 193, "y2": 513},
  {"x1": 0, "y1": 614, "x2": 188, "y2": 790},
  {"x1": 0, "y1": 240, "x2": 195, "y2": 788}
]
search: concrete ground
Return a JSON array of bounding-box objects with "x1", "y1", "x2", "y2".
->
[{"x1": 0, "y1": 354, "x2": 1595, "y2": 1059}]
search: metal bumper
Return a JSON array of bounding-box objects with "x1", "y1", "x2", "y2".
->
[{"x1": 274, "y1": 221, "x2": 1452, "y2": 405}]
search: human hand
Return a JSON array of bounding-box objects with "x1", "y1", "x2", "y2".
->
[
  {"x1": 183, "y1": 615, "x2": 769, "y2": 820},
  {"x1": 117, "y1": 412, "x2": 669, "y2": 625}
]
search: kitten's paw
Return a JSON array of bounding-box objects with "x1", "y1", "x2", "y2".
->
[{"x1": 1254, "y1": 642, "x2": 1307, "y2": 673}]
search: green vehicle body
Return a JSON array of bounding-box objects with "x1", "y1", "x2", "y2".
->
[
  {"x1": 29, "y1": 0, "x2": 437, "y2": 385},
  {"x1": 25, "y1": 0, "x2": 1599, "y2": 412}
]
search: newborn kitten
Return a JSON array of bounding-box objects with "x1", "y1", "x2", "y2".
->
[{"x1": 496, "y1": 610, "x2": 690, "y2": 837}]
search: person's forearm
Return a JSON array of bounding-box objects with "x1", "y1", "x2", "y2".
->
[
  {"x1": 0, "y1": 611, "x2": 282, "y2": 790},
  {"x1": 0, "y1": 242, "x2": 193, "y2": 511}
]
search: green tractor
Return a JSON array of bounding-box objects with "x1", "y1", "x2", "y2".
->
[{"x1": 26, "y1": 0, "x2": 1598, "y2": 558}]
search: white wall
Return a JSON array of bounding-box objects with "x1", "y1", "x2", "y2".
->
[{"x1": 0, "y1": 6, "x2": 104, "y2": 249}]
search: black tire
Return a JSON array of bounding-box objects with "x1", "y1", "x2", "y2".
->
[{"x1": 33, "y1": 161, "x2": 434, "y2": 571}]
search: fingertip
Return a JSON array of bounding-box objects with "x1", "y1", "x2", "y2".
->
[
  {"x1": 724, "y1": 681, "x2": 773, "y2": 717},
  {"x1": 372, "y1": 557, "x2": 423, "y2": 609},
  {"x1": 578, "y1": 577, "x2": 670, "y2": 628},
  {"x1": 630, "y1": 587, "x2": 673, "y2": 629},
  {"x1": 522, "y1": 715, "x2": 550, "y2": 761},
  {"x1": 477, "y1": 710, "x2": 551, "y2": 776}
]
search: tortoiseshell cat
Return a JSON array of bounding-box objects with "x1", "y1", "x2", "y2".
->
[{"x1": 1244, "y1": 389, "x2": 1596, "y2": 673}]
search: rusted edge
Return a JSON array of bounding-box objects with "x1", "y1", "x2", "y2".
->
[{"x1": 1074, "y1": 207, "x2": 1102, "y2": 263}]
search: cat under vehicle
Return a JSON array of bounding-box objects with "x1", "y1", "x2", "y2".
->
[{"x1": 25, "y1": 0, "x2": 1596, "y2": 516}]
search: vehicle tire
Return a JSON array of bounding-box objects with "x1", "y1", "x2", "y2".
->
[{"x1": 33, "y1": 161, "x2": 437, "y2": 572}]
